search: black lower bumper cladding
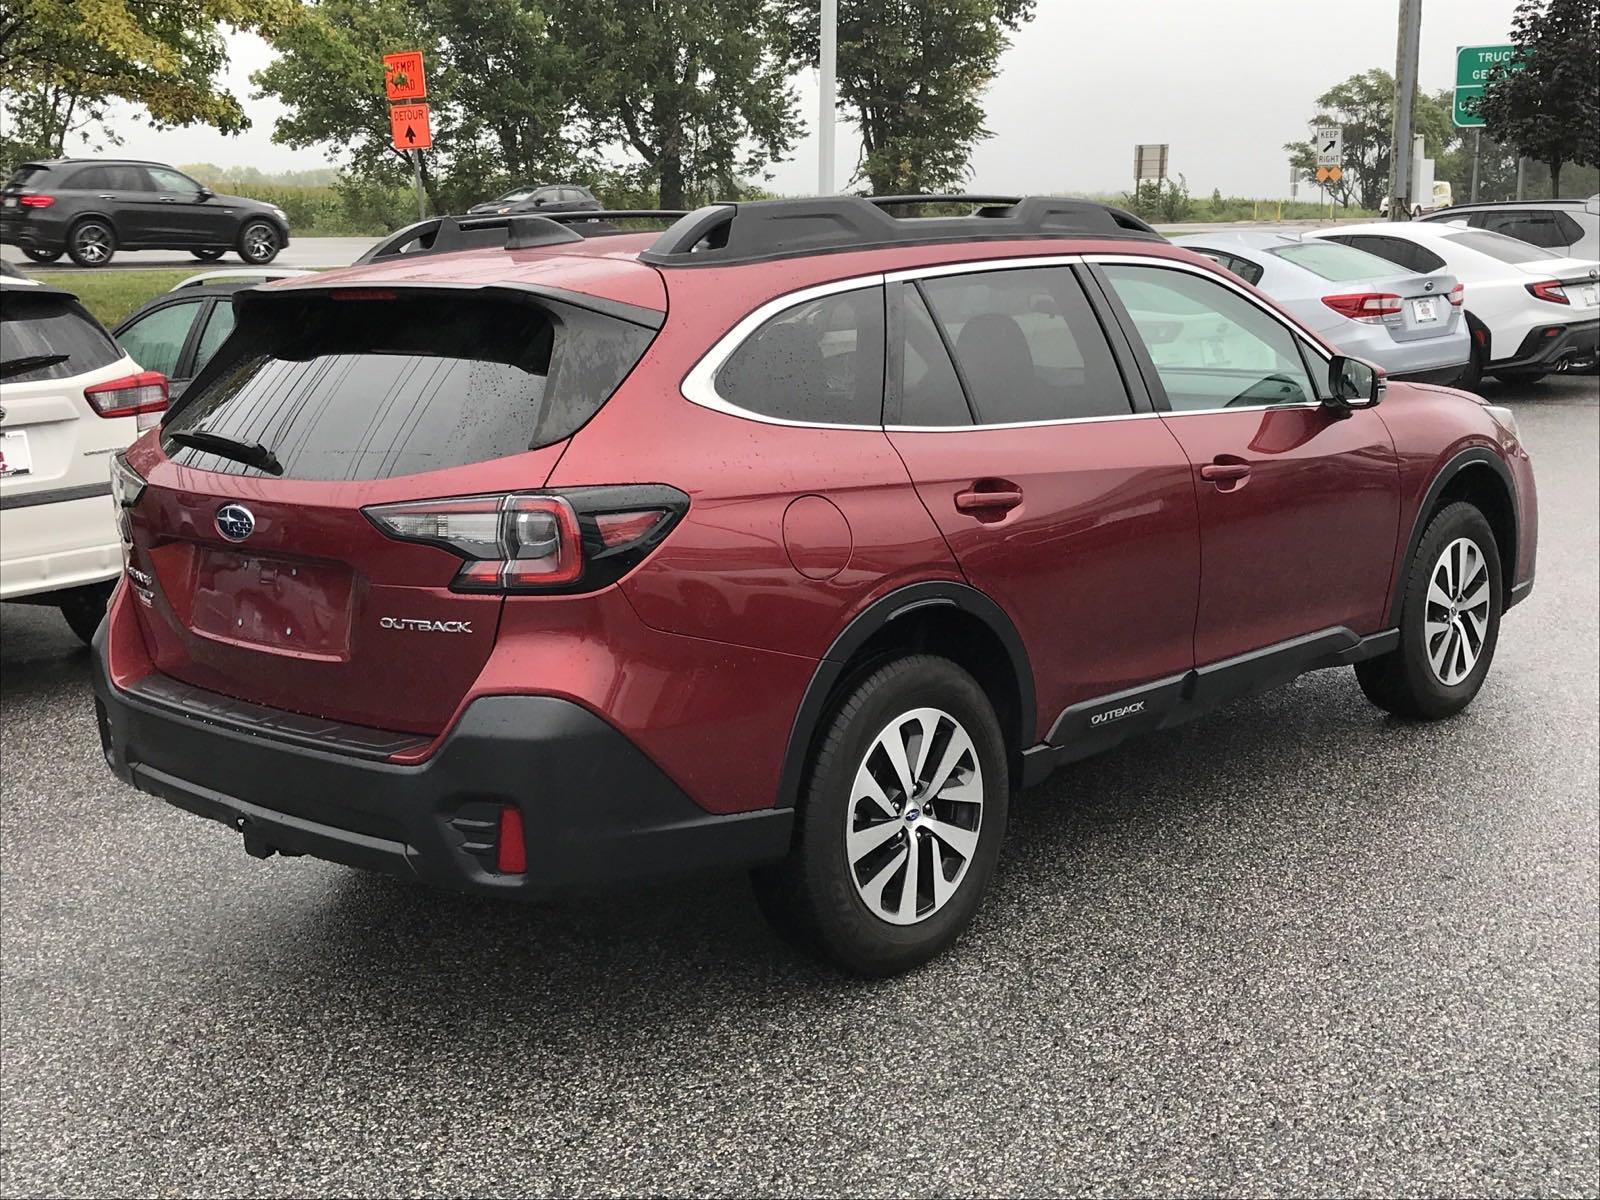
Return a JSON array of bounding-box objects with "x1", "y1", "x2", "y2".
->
[{"x1": 92, "y1": 629, "x2": 791, "y2": 897}]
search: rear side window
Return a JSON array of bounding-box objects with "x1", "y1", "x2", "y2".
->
[
  {"x1": 0, "y1": 292, "x2": 122, "y2": 383},
  {"x1": 918, "y1": 266, "x2": 1128, "y2": 424},
  {"x1": 116, "y1": 300, "x2": 205, "y2": 378},
  {"x1": 1339, "y1": 236, "x2": 1446, "y2": 274},
  {"x1": 1273, "y1": 240, "x2": 1413, "y2": 281},
  {"x1": 163, "y1": 292, "x2": 654, "y2": 480},
  {"x1": 716, "y1": 286, "x2": 885, "y2": 425},
  {"x1": 4, "y1": 165, "x2": 48, "y2": 190},
  {"x1": 1467, "y1": 215, "x2": 1576, "y2": 252}
]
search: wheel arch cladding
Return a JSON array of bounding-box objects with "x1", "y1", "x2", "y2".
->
[
  {"x1": 1392, "y1": 447, "x2": 1517, "y2": 625},
  {"x1": 775, "y1": 582, "x2": 1035, "y2": 810}
]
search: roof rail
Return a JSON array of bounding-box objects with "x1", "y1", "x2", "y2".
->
[
  {"x1": 639, "y1": 194, "x2": 1161, "y2": 267},
  {"x1": 354, "y1": 210, "x2": 691, "y2": 264}
]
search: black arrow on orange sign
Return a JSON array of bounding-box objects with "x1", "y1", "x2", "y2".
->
[{"x1": 405, "y1": 126, "x2": 416, "y2": 144}]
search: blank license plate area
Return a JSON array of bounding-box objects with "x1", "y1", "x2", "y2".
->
[
  {"x1": 190, "y1": 549, "x2": 353, "y2": 660},
  {"x1": 0, "y1": 429, "x2": 31, "y2": 478},
  {"x1": 1411, "y1": 298, "x2": 1438, "y2": 323}
]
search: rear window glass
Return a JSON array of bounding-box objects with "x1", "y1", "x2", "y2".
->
[
  {"x1": 0, "y1": 292, "x2": 122, "y2": 383},
  {"x1": 162, "y1": 292, "x2": 654, "y2": 480},
  {"x1": 1444, "y1": 229, "x2": 1561, "y2": 264},
  {"x1": 1272, "y1": 240, "x2": 1412, "y2": 281},
  {"x1": 4, "y1": 165, "x2": 48, "y2": 190}
]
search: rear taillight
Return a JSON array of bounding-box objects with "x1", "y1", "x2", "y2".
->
[
  {"x1": 1447, "y1": 283, "x2": 1464, "y2": 307},
  {"x1": 110, "y1": 453, "x2": 145, "y2": 561},
  {"x1": 1527, "y1": 280, "x2": 1570, "y2": 305},
  {"x1": 18, "y1": 194, "x2": 53, "y2": 208},
  {"x1": 85, "y1": 371, "x2": 168, "y2": 430},
  {"x1": 1321, "y1": 292, "x2": 1403, "y2": 324},
  {"x1": 364, "y1": 486, "x2": 686, "y2": 594}
]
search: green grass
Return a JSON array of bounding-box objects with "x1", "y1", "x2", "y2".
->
[{"x1": 51, "y1": 270, "x2": 205, "y2": 327}]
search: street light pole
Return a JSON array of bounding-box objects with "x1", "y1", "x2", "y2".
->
[
  {"x1": 1388, "y1": 0, "x2": 1422, "y2": 221},
  {"x1": 819, "y1": 0, "x2": 836, "y2": 195}
]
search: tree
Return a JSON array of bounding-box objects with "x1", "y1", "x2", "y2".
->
[
  {"x1": 575, "y1": 1, "x2": 802, "y2": 208},
  {"x1": 787, "y1": 0, "x2": 1034, "y2": 195},
  {"x1": 1477, "y1": 0, "x2": 1600, "y2": 197},
  {"x1": 1282, "y1": 69, "x2": 1451, "y2": 210},
  {"x1": 0, "y1": 0, "x2": 295, "y2": 161}
]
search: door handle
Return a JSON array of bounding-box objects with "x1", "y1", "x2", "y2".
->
[
  {"x1": 954, "y1": 482, "x2": 1024, "y2": 514},
  {"x1": 99, "y1": 194, "x2": 116, "y2": 200},
  {"x1": 159, "y1": 197, "x2": 178, "y2": 203},
  {"x1": 1199, "y1": 460, "x2": 1252, "y2": 487}
]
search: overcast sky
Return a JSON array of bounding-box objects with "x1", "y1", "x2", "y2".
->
[{"x1": 92, "y1": 0, "x2": 1521, "y2": 198}]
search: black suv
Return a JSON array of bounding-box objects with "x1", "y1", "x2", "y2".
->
[
  {"x1": 1, "y1": 160, "x2": 290, "y2": 268},
  {"x1": 466, "y1": 183, "x2": 600, "y2": 216}
]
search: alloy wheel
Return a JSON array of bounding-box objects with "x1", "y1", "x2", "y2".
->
[
  {"x1": 1425, "y1": 536, "x2": 1491, "y2": 685},
  {"x1": 73, "y1": 225, "x2": 111, "y2": 265},
  {"x1": 242, "y1": 223, "x2": 277, "y2": 262},
  {"x1": 845, "y1": 707, "x2": 984, "y2": 926}
]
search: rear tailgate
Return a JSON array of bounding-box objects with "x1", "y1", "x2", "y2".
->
[{"x1": 122, "y1": 281, "x2": 661, "y2": 735}]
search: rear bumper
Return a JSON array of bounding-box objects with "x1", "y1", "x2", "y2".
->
[
  {"x1": 0, "y1": 492, "x2": 121, "y2": 600},
  {"x1": 1499, "y1": 319, "x2": 1600, "y2": 374},
  {"x1": 92, "y1": 625, "x2": 792, "y2": 898},
  {"x1": 1389, "y1": 362, "x2": 1467, "y2": 385}
]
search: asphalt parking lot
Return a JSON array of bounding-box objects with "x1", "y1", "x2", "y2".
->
[{"x1": 1, "y1": 375, "x2": 1595, "y2": 1197}]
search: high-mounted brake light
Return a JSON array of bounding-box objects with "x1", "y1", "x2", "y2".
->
[
  {"x1": 364, "y1": 487, "x2": 689, "y2": 595},
  {"x1": 1527, "y1": 280, "x2": 1569, "y2": 305},
  {"x1": 1447, "y1": 283, "x2": 1464, "y2": 307},
  {"x1": 85, "y1": 371, "x2": 168, "y2": 430},
  {"x1": 328, "y1": 289, "x2": 397, "y2": 301},
  {"x1": 18, "y1": 194, "x2": 53, "y2": 208},
  {"x1": 1321, "y1": 292, "x2": 1403, "y2": 324}
]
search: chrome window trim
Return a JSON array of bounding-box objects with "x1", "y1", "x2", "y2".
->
[
  {"x1": 679, "y1": 250, "x2": 1337, "y2": 432},
  {"x1": 679, "y1": 273, "x2": 888, "y2": 431}
]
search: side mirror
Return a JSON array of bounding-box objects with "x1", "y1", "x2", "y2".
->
[
  {"x1": 197, "y1": 187, "x2": 214, "y2": 201},
  {"x1": 1327, "y1": 354, "x2": 1384, "y2": 410}
]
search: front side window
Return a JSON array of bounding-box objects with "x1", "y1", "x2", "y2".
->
[
  {"x1": 716, "y1": 286, "x2": 885, "y2": 425},
  {"x1": 117, "y1": 301, "x2": 204, "y2": 378},
  {"x1": 918, "y1": 266, "x2": 1128, "y2": 423},
  {"x1": 147, "y1": 167, "x2": 200, "y2": 195},
  {"x1": 1101, "y1": 264, "x2": 1317, "y2": 412}
]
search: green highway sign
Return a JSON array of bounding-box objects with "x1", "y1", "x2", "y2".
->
[{"x1": 1454, "y1": 43, "x2": 1516, "y2": 127}]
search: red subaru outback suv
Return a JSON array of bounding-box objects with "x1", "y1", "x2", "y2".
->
[{"x1": 93, "y1": 197, "x2": 1537, "y2": 975}]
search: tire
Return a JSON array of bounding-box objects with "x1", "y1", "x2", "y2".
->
[
  {"x1": 751, "y1": 654, "x2": 1009, "y2": 977},
  {"x1": 21, "y1": 247, "x2": 62, "y2": 263},
  {"x1": 1356, "y1": 502, "x2": 1502, "y2": 720},
  {"x1": 1491, "y1": 371, "x2": 1547, "y2": 385},
  {"x1": 59, "y1": 582, "x2": 115, "y2": 646},
  {"x1": 237, "y1": 220, "x2": 280, "y2": 265},
  {"x1": 191, "y1": 248, "x2": 226, "y2": 261},
  {"x1": 65, "y1": 219, "x2": 116, "y2": 267}
]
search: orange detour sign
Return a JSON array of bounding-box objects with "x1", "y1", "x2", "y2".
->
[
  {"x1": 390, "y1": 103, "x2": 432, "y2": 151},
  {"x1": 383, "y1": 51, "x2": 427, "y2": 101}
]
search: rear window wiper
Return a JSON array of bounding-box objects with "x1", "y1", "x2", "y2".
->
[
  {"x1": 168, "y1": 429, "x2": 284, "y2": 476},
  {"x1": 0, "y1": 353, "x2": 69, "y2": 379}
]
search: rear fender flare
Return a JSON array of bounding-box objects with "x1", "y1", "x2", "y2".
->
[{"x1": 774, "y1": 581, "x2": 1035, "y2": 810}]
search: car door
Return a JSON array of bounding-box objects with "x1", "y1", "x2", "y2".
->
[
  {"x1": 1092, "y1": 258, "x2": 1401, "y2": 671},
  {"x1": 113, "y1": 297, "x2": 207, "y2": 396},
  {"x1": 81, "y1": 165, "x2": 161, "y2": 246},
  {"x1": 144, "y1": 167, "x2": 232, "y2": 245},
  {"x1": 883, "y1": 261, "x2": 1201, "y2": 747}
]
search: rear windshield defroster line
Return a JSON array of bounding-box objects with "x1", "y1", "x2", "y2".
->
[{"x1": 160, "y1": 288, "x2": 656, "y2": 482}]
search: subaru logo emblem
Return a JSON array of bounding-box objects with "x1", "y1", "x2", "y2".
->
[
  {"x1": 905, "y1": 806, "x2": 921, "y2": 822},
  {"x1": 1423, "y1": 281, "x2": 1434, "y2": 292},
  {"x1": 215, "y1": 503, "x2": 255, "y2": 542}
]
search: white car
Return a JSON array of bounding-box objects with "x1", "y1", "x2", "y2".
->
[
  {"x1": 0, "y1": 274, "x2": 166, "y2": 642},
  {"x1": 1306, "y1": 222, "x2": 1600, "y2": 386}
]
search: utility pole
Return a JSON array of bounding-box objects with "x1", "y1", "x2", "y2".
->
[
  {"x1": 1388, "y1": 0, "x2": 1422, "y2": 221},
  {"x1": 819, "y1": 0, "x2": 836, "y2": 195},
  {"x1": 1516, "y1": 155, "x2": 1527, "y2": 199},
  {"x1": 412, "y1": 150, "x2": 426, "y2": 221},
  {"x1": 1469, "y1": 128, "x2": 1481, "y2": 202}
]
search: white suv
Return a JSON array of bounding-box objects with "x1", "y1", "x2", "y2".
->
[{"x1": 1, "y1": 274, "x2": 166, "y2": 641}]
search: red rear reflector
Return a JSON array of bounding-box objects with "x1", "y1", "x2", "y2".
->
[
  {"x1": 1447, "y1": 283, "x2": 1464, "y2": 306},
  {"x1": 1321, "y1": 292, "x2": 1402, "y2": 323},
  {"x1": 1527, "y1": 280, "x2": 1569, "y2": 305},
  {"x1": 85, "y1": 371, "x2": 168, "y2": 424},
  {"x1": 595, "y1": 509, "x2": 666, "y2": 548},
  {"x1": 19, "y1": 194, "x2": 54, "y2": 208},
  {"x1": 327, "y1": 289, "x2": 397, "y2": 300},
  {"x1": 496, "y1": 806, "x2": 526, "y2": 874}
]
